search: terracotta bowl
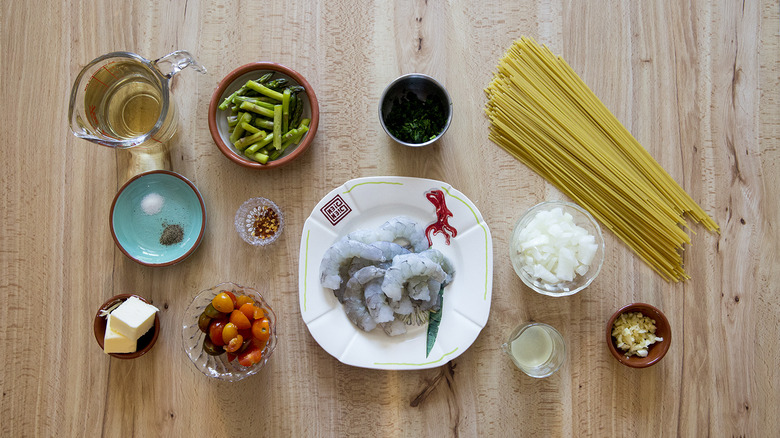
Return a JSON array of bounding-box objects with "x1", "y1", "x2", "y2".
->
[
  {"x1": 208, "y1": 62, "x2": 319, "y2": 169},
  {"x1": 606, "y1": 303, "x2": 671, "y2": 368},
  {"x1": 94, "y1": 294, "x2": 161, "y2": 359}
]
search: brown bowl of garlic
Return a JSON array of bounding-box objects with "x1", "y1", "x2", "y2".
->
[{"x1": 606, "y1": 303, "x2": 671, "y2": 368}]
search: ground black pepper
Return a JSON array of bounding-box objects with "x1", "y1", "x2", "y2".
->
[{"x1": 160, "y1": 223, "x2": 184, "y2": 245}]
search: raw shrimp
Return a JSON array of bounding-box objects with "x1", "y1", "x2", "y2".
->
[
  {"x1": 418, "y1": 248, "x2": 455, "y2": 285},
  {"x1": 376, "y1": 216, "x2": 429, "y2": 252},
  {"x1": 370, "y1": 241, "x2": 411, "y2": 261},
  {"x1": 381, "y1": 319, "x2": 407, "y2": 336},
  {"x1": 319, "y1": 238, "x2": 385, "y2": 290},
  {"x1": 381, "y1": 253, "x2": 446, "y2": 301},
  {"x1": 352, "y1": 265, "x2": 385, "y2": 285},
  {"x1": 364, "y1": 278, "x2": 395, "y2": 324},
  {"x1": 342, "y1": 276, "x2": 378, "y2": 331},
  {"x1": 318, "y1": 216, "x2": 455, "y2": 337}
]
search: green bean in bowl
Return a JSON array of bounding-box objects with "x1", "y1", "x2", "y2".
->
[{"x1": 208, "y1": 63, "x2": 320, "y2": 169}]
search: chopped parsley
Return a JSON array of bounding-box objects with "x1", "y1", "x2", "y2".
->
[{"x1": 384, "y1": 91, "x2": 447, "y2": 144}]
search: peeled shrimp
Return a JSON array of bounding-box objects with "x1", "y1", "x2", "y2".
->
[
  {"x1": 376, "y1": 216, "x2": 429, "y2": 252},
  {"x1": 319, "y1": 238, "x2": 385, "y2": 290},
  {"x1": 381, "y1": 253, "x2": 447, "y2": 301},
  {"x1": 342, "y1": 276, "x2": 378, "y2": 332},
  {"x1": 363, "y1": 278, "x2": 395, "y2": 324}
]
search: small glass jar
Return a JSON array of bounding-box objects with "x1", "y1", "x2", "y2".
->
[
  {"x1": 501, "y1": 322, "x2": 566, "y2": 378},
  {"x1": 234, "y1": 197, "x2": 284, "y2": 246}
]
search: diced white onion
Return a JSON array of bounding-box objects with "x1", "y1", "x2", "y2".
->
[{"x1": 512, "y1": 207, "x2": 599, "y2": 287}]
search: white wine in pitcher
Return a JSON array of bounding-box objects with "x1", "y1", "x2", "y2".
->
[{"x1": 82, "y1": 61, "x2": 169, "y2": 142}]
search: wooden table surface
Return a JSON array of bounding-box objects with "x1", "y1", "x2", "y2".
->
[{"x1": 2, "y1": 0, "x2": 778, "y2": 436}]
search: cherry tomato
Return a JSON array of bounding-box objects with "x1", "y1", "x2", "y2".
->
[
  {"x1": 203, "y1": 303, "x2": 222, "y2": 318},
  {"x1": 222, "y1": 322, "x2": 239, "y2": 345},
  {"x1": 212, "y1": 292, "x2": 234, "y2": 313},
  {"x1": 252, "y1": 318, "x2": 271, "y2": 343},
  {"x1": 225, "y1": 334, "x2": 244, "y2": 353},
  {"x1": 238, "y1": 345, "x2": 263, "y2": 367},
  {"x1": 238, "y1": 303, "x2": 256, "y2": 321},
  {"x1": 230, "y1": 309, "x2": 251, "y2": 329},
  {"x1": 236, "y1": 294, "x2": 254, "y2": 308},
  {"x1": 203, "y1": 337, "x2": 224, "y2": 356},
  {"x1": 224, "y1": 291, "x2": 238, "y2": 308},
  {"x1": 253, "y1": 305, "x2": 265, "y2": 320},
  {"x1": 237, "y1": 328, "x2": 253, "y2": 341},
  {"x1": 197, "y1": 312, "x2": 212, "y2": 333},
  {"x1": 208, "y1": 318, "x2": 228, "y2": 347},
  {"x1": 251, "y1": 336, "x2": 268, "y2": 351},
  {"x1": 226, "y1": 352, "x2": 236, "y2": 363}
]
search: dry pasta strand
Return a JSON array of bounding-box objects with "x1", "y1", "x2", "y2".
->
[{"x1": 485, "y1": 37, "x2": 718, "y2": 282}]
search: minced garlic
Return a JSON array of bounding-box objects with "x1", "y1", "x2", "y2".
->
[{"x1": 611, "y1": 312, "x2": 663, "y2": 357}]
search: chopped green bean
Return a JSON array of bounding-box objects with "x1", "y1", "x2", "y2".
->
[
  {"x1": 273, "y1": 105, "x2": 282, "y2": 150},
  {"x1": 234, "y1": 130, "x2": 267, "y2": 151},
  {"x1": 240, "y1": 122, "x2": 260, "y2": 134},
  {"x1": 239, "y1": 101, "x2": 275, "y2": 118},
  {"x1": 282, "y1": 89, "x2": 291, "y2": 133},
  {"x1": 246, "y1": 80, "x2": 284, "y2": 101}
]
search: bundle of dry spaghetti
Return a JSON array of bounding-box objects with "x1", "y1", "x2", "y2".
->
[{"x1": 485, "y1": 37, "x2": 718, "y2": 281}]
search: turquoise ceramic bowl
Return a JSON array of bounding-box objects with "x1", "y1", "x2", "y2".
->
[{"x1": 110, "y1": 171, "x2": 206, "y2": 266}]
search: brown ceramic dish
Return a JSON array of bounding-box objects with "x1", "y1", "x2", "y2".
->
[
  {"x1": 94, "y1": 294, "x2": 161, "y2": 359},
  {"x1": 208, "y1": 62, "x2": 319, "y2": 169},
  {"x1": 606, "y1": 303, "x2": 671, "y2": 368}
]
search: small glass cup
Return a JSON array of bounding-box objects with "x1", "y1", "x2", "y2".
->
[
  {"x1": 234, "y1": 197, "x2": 284, "y2": 246},
  {"x1": 502, "y1": 322, "x2": 566, "y2": 378}
]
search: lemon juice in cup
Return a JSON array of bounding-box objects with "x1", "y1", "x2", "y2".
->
[{"x1": 502, "y1": 323, "x2": 566, "y2": 378}]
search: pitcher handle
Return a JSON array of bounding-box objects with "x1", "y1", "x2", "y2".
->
[{"x1": 153, "y1": 50, "x2": 207, "y2": 78}]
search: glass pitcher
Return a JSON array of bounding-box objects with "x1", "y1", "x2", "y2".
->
[{"x1": 68, "y1": 51, "x2": 206, "y2": 177}]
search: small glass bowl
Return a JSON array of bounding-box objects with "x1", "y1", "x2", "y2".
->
[
  {"x1": 234, "y1": 197, "x2": 284, "y2": 246},
  {"x1": 182, "y1": 282, "x2": 278, "y2": 382},
  {"x1": 509, "y1": 201, "x2": 605, "y2": 297}
]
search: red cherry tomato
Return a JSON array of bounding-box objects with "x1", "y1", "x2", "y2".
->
[
  {"x1": 238, "y1": 345, "x2": 263, "y2": 367},
  {"x1": 208, "y1": 318, "x2": 228, "y2": 347},
  {"x1": 224, "y1": 291, "x2": 238, "y2": 309}
]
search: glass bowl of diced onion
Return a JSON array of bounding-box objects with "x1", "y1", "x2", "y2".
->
[{"x1": 509, "y1": 201, "x2": 604, "y2": 297}]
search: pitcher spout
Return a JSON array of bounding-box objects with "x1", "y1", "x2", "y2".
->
[{"x1": 153, "y1": 50, "x2": 207, "y2": 79}]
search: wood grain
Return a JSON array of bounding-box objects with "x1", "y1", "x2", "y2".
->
[{"x1": 1, "y1": 0, "x2": 778, "y2": 436}]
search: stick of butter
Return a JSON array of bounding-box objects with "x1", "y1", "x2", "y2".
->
[
  {"x1": 109, "y1": 296, "x2": 159, "y2": 341},
  {"x1": 104, "y1": 314, "x2": 137, "y2": 354}
]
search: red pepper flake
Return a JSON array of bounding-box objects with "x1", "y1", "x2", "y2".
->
[
  {"x1": 250, "y1": 206, "x2": 280, "y2": 239},
  {"x1": 425, "y1": 189, "x2": 457, "y2": 246}
]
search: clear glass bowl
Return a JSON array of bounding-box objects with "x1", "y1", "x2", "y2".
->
[
  {"x1": 234, "y1": 197, "x2": 284, "y2": 246},
  {"x1": 182, "y1": 282, "x2": 277, "y2": 381},
  {"x1": 509, "y1": 201, "x2": 605, "y2": 297}
]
